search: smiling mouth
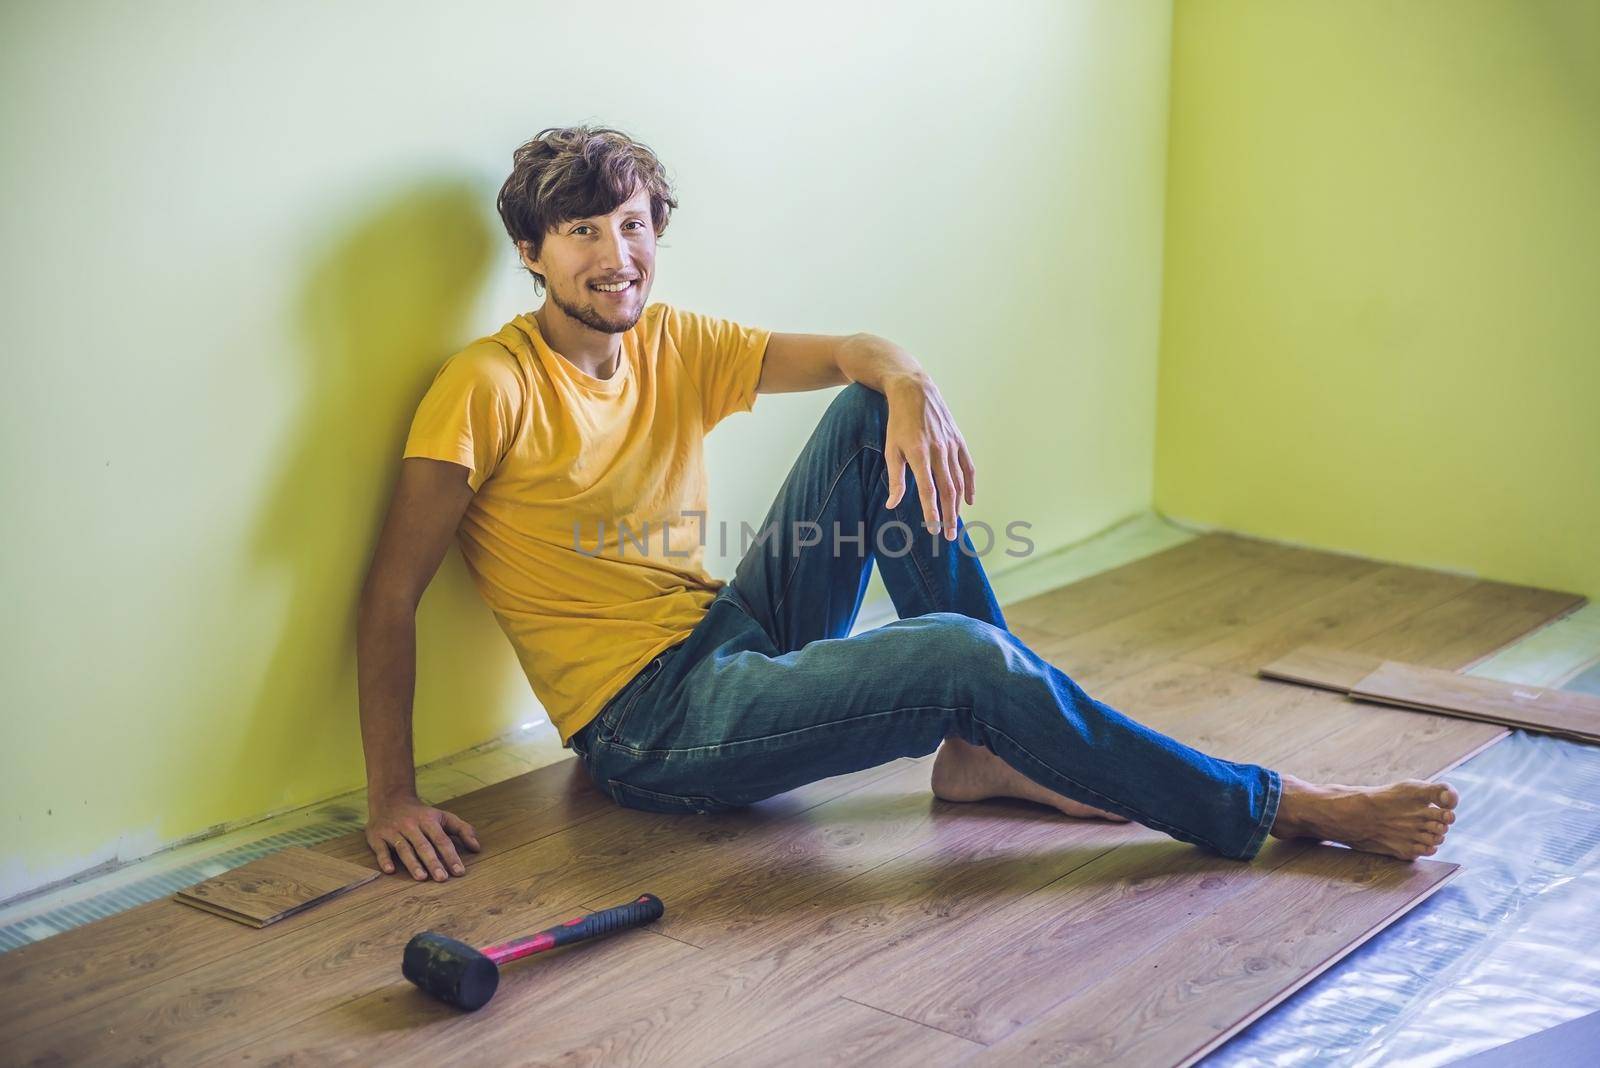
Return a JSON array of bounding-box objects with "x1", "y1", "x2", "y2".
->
[{"x1": 589, "y1": 280, "x2": 637, "y2": 295}]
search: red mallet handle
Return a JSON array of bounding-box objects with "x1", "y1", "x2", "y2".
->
[{"x1": 481, "y1": 893, "x2": 664, "y2": 965}]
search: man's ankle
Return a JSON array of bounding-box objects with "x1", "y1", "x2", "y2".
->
[{"x1": 1271, "y1": 773, "x2": 1317, "y2": 839}]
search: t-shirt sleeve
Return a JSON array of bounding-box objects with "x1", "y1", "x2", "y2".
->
[
  {"x1": 660, "y1": 303, "x2": 772, "y2": 431},
  {"x1": 401, "y1": 343, "x2": 524, "y2": 493}
]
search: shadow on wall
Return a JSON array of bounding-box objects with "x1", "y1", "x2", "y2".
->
[{"x1": 235, "y1": 177, "x2": 516, "y2": 808}]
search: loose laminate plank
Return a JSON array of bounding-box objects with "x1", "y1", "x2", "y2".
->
[
  {"x1": 1350, "y1": 660, "x2": 1600, "y2": 744},
  {"x1": 173, "y1": 846, "x2": 378, "y2": 928},
  {"x1": 1258, "y1": 644, "x2": 1386, "y2": 691}
]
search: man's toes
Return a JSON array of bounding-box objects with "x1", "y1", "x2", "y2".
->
[{"x1": 1435, "y1": 783, "x2": 1460, "y2": 809}]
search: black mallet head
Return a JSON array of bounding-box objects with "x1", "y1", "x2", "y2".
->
[{"x1": 403, "y1": 932, "x2": 499, "y2": 1011}]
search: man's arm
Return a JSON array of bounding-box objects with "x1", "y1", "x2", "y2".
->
[
  {"x1": 356, "y1": 456, "x2": 482, "y2": 881},
  {"x1": 756, "y1": 331, "x2": 929, "y2": 396},
  {"x1": 756, "y1": 331, "x2": 977, "y2": 541}
]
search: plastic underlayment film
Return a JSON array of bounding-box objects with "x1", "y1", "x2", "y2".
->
[{"x1": 1209, "y1": 727, "x2": 1600, "y2": 1066}]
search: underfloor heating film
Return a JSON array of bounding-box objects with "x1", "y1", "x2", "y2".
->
[{"x1": 1210, "y1": 728, "x2": 1600, "y2": 1067}]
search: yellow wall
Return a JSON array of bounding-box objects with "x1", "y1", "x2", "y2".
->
[
  {"x1": 1156, "y1": 1, "x2": 1600, "y2": 600},
  {"x1": 0, "y1": 1, "x2": 1174, "y2": 900}
]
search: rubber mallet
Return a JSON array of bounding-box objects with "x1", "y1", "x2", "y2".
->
[{"x1": 402, "y1": 892, "x2": 665, "y2": 1011}]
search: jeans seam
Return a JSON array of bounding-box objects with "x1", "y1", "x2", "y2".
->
[
  {"x1": 599, "y1": 657, "x2": 666, "y2": 745},
  {"x1": 867, "y1": 451, "x2": 942, "y2": 612},
  {"x1": 974, "y1": 715, "x2": 1211, "y2": 849},
  {"x1": 769, "y1": 442, "x2": 872, "y2": 628},
  {"x1": 768, "y1": 441, "x2": 943, "y2": 633},
  {"x1": 1238, "y1": 767, "x2": 1282, "y2": 861}
]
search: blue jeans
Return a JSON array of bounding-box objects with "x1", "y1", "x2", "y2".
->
[{"x1": 570, "y1": 384, "x2": 1282, "y2": 861}]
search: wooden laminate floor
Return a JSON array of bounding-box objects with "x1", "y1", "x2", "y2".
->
[{"x1": 0, "y1": 534, "x2": 1585, "y2": 1066}]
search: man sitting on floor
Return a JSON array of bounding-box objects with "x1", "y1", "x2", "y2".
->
[{"x1": 356, "y1": 125, "x2": 1458, "y2": 883}]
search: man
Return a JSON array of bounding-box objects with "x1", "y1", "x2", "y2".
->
[{"x1": 358, "y1": 126, "x2": 1458, "y2": 883}]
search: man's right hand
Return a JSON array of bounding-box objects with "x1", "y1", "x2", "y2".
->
[{"x1": 365, "y1": 793, "x2": 482, "y2": 881}]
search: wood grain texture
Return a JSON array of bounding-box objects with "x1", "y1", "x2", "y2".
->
[
  {"x1": 1258, "y1": 644, "x2": 1386, "y2": 690},
  {"x1": 1351, "y1": 660, "x2": 1600, "y2": 744},
  {"x1": 971, "y1": 846, "x2": 1459, "y2": 1067},
  {"x1": 1027, "y1": 546, "x2": 1382, "y2": 691},
  {"x1": 174, "y1": 846, "x2": 378, "y2": 927},
  {"x1": 1000, "y1": 534, "x2": 1273, "y2": 636},
  {"x1": 705, "y1": 995, "x2": 985, "y2": 1068},
  {"x1": 2, "y1": 534, "x2": 1584, "y2": 1067},
  {"x1": 1182, "y1": 564, "x2": 1476, "y2": 675},
  {"x1": 1347, "y1": 579, "x2": 1585, "y2": 671}
]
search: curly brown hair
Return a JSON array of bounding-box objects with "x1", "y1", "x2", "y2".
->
[{"x1": 496, "y1": 125, "x2": 679, "y2": 293}]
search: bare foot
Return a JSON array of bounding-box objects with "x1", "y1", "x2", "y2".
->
[
  {"x1": 1270, "y1": 773, "x2": 1459, "y2": 861},
  {"x1": 931, "y1": 737, "x2": 1130, "y2": 822}
]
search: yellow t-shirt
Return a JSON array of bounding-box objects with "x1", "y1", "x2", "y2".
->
[{"x1": 401, "y1": 301, "x2": 771, "y2": 747}]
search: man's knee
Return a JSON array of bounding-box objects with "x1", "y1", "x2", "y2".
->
[{"x1": 913, "y1": 612, "x2": 1014, "y2": 671}]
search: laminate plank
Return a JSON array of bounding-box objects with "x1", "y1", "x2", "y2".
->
[
  {"x1": 1180, "y1": 564, "x2": 1476, "y2": 675},
  {"x1": 227, "y1": 918, "x2": 703, "y2": 1067},
  {"x1": 971, "y1": 846, "x2": 1459, "y2": 1067},
  {"x1": 512, "y1": 832, "x2": 1139, "y2": 1065},
  {"x1": 1348, "y1": 580, "x2": 1585, "y2": 672},
  {"x1": 1027, "y1": 547, "x2": 1382, "y2": 691},
  {"x1": 173, "y1": 847, "x2": 378, "y2": 928},
  {"x1": 704, "y1": 995, "x2": 985, "y2": 1067},
  {"x1": 1270, "y1": 703, "x2": 1506, "y2": 786},
  {"x1": 230, "y1": 980, "x2": 983, "y2": 1068},
  {"x1": 1094, "y1": 659, "x2": 1371, "y2": 767},
  {"x1": 1001, "y1": 533, "x2": 1288, "y2": 638},
  {"x1": 575, "y1": 756, "x2": 1145, "y2": 954},
  {"x1": 832, "y1": 837, "x2": 1315, "y2": 1044},
  {"x1": 1350, "y1": 660, "x2": 1600, "y2": 744},
  {"x1": 1258, "y1": 644, "x2": 1386, "y2": 691}
]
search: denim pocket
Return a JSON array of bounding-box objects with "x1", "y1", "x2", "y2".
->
[
  {"x1": 608, "y1": 778, "x2": 737, "y2": 816},
  {"x1": 596, "y1": 654, "x2": 667, "y2": 746}
]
